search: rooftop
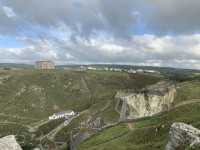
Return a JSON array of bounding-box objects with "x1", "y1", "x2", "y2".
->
[{"x1": 54, "y1": 110, "x2": 74, "y2": 116}]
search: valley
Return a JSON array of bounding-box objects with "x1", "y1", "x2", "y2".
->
[{"x1": 0, "y1": 67, "x2": 199, "y2": 150}]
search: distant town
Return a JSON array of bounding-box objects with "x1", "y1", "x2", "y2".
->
[
  {"x1": 0, "y1": 60, "x2": 162, "y2": 75},
  {"x1": 83, "y1": 66, "x2": 161, "y2": 74},
  {"x1": 62, "y1": 64, "x2": 161, "y2": 75}
]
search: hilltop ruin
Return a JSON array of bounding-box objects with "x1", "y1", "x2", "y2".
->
[{"x1": 35, "y1": 60, "x2": 55, "y2": 70}]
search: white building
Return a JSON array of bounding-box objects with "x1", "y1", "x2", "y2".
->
[
  {"x1": 113, "y1": 68, "x2": 122, "y2": 72},
  {"x1": 128, "y1": 69, "x2": 137, "y2": 74},
  {"x1": 104, "y1": 67, "x2": 109, "y2": 71},
  {"x1": 49, "y1": 110, "x2": 75, "y2": 120},
  {"x1": 80, "y1": 66, "x2": 87, "y2": 71},
  {"x1": 87, "y1": 67, "x2": 97, "y2": 70},
  {"x1": 144, "y1": 70, "x2": 156, "y2": 73},
  {"x1": 136, "y1": 69, "x2": 144, "y2": 73},
  {"x1": 144, "y1": 70, "x2": 160, "y2": 74}
]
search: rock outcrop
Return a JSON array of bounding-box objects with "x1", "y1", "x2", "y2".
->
[
  {"x1": 0, "y1": 135, "x2": 22, "y2": 150},
  {"x1": 165, "y1": 122, "x2": 200, "y2": 150},
  {"x1": 80, "y1": 117, "x2": 105, "y2": 130},
  {"x1": 69, "y1": 117, "x2": 105, "y2": 150},
  {"x1": 69, "y1": 131, "x2": 91, "y2": 150},
  {"x1": 115, "y1": 81, "x2": 176, "y2": 120}
]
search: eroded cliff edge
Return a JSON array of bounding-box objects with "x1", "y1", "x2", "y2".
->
[{"x1": 115, "y1": 81, "x2": 176, "y2": 121}]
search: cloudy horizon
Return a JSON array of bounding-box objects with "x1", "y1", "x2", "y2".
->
[{"x1": 0, "y1": 0, "x2": 200, "y2": 69}]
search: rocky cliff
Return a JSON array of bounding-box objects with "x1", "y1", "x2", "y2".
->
[
  {"x1": 115, "y1": 81, "x2": 176, "y2": 120},
  {"x1": 165, "y1": 122, "x2": 200, "y2": 150},
  {"x1": 69, "y1": 117, "x2": 105, "y2": 150},
  {"x1": 0, "y1": 135, "x2": 22, "y2": 150}
]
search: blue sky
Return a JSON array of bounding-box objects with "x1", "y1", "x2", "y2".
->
[
  {"x1": 0, "y1": 36, "x2": 25, "y2": 48},
  {"x1": 0, "y1": 0, "x2": 200, "y2": 69}
]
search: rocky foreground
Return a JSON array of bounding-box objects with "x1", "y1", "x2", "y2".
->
[
  {"x1": 0, "y1": 135, "x2": 22, "y2": 150},
  {"x1": 166, "y1": 122, "x2": 200, "y2": 150}
]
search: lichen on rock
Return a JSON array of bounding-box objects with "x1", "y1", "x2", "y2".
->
[
  {"x1": 165, "y1": 122, "x2": 200, "y2": 150},
  {"x1": 0, "y1": 135, "x2": 22, "y2": 150}
]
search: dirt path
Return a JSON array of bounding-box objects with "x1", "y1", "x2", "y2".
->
[
  {"x1": 0, "y1": 113, "x2": 38, "y2": 121},
  {"x1": 174, "y1": 99, "x2": 200, "y2": 108},
  {"x1": 81, "y1": 77, "x2": 90, "y2": 92},
  {"x1": 0, "y1": 121, "x2": 34, "y2": 132},
  {"x1": 30, "y1": 119, "x2": 50, "y2": 130},
  {"x1": 127, "y1": 123, "x2": 134, "y2": 131}
]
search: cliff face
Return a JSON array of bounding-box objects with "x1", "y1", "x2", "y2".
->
[
  {"x1": 165, "y1": 122, "x2": 200, "y2": 150},
  {"x1": 69, "y1": 117, "x2": 105, "y2": 150},
  {"x1": 116, "y1": 81, "x2": 176, "y2": 120},
  {"x1": 0, "y1": 135, "x2": 22, "y2": 150}
]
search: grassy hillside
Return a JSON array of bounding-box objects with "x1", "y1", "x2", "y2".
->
[
  {"x1": 77, "y1": 80, "x2": 200, "y2": 150},
  {"x1": 78, "y1": 103, "x2": 200, "y2": 150},
  {"x1": 174, "y1": 81, "x2": 200, "y2": 104},
  {"x1": 0, "y1": 68, "x2": 199, "y2": 149},
  {"x1": 0, "y1": 69, "x2": 162, "y2": 148},
  {"x1": 0, "y1": 69, "x2": 161, "y2": 120}
]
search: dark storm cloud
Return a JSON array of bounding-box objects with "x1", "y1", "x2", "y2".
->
[
  {"x1": 2, "y1": 0, "x2": 200, "y2": 36},
  {"x1": 0, "y1": 0, "x2": 141, "y2": 38},
  {"x1": 146, "y1": 0, "x2": 200, "y2": 34},
  {"x1": 0, "y1": 0, "x2": 200, "y2": 69}
]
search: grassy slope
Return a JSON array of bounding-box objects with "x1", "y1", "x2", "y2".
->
[
  {"x1": 77, "y1": 80, "x2": 200, "y2": 150},
  {"x1": 54, "y1": 70, "x2": 162, "y2": 142},
  {"x1": 0, "y1": 69, "x2": 162, "y2": 138},
  {"x1": 174, "y1": 81, "x2": 200, "y2": 104}
]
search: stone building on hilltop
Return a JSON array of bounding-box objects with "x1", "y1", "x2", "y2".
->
[{"x1": 36, "y1": 60, "x2": 55, "y2": 70}]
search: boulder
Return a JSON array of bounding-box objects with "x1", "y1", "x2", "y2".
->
[
  {"x1": 0, "y1": 135, "x2": 22, "y2": 150},
  {"x1": 165, "y1": 122, "x2": 200, "y2": 150}
]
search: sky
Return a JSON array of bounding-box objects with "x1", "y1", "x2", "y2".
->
[{"x1": 0, "y1": 0, "x2": 200, "y2": 69}]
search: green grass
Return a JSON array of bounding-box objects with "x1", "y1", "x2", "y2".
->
[
  {"x1": 78, "y1": 124, "x2": 129, "y2": 149},
  {"x1": 192, "y1": 73, "x2": 200, "y2": 77},
  {"x1": 2, "y1": 69, "x2": 200, "y2": 150},
  {"x1": 174, "y1": 81, "x2": 200, "y2": 104},
  {"x1": 0, "y1": 69, "x2": 163, "y2": 148},
  {"x1": 1, "y1": 69, "x2": 199, "y2": 150},
  {"x1": 78, "y1": 103, "x2": 200, "y2": 150},
  {"x1": 35, "y1": 119, "x2": 65, "y2": 137}
]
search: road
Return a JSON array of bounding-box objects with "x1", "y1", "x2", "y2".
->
[{"x1": 0, "y1": 113, "x2": 38, "y2": 121}]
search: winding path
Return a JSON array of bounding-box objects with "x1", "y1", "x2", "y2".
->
[{"x1": 173, "y1": 99, "x2": 200, "y2": 108}]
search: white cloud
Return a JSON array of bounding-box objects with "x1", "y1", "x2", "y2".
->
[
  {"x1": 2, "y1": 6, "x2": 16, "y2": 18},
  {"x1": 6, "y1": 33, "x2": 198, "y2": 69},
  {"x1": 100, "y1": 44, "x2": 125, "y2": 53},
  {"x1": 7, "y1": 48, "x2": 22, "y2": 55}
]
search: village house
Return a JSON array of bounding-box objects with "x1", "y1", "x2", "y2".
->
[
  {"x1": 87, "y1": 67, "x2": 97, "y2": 70},
  {"x1": 128, "y1": 69, "x2": 137, "y2": 74},
  {"x1": 49, "y1": 110, "x2": 75, "y2": 120}
]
